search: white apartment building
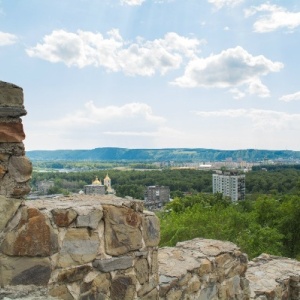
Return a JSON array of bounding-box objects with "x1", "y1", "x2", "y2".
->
[{"x1": 212, "y1": 173, "x2": 245, "y2": 202}]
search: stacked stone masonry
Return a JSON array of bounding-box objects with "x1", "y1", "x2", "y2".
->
[
  {"x1": 0, "y1": 195, "x2": 161, "y2": 299},
  {"x1": 0, "y1": 81, "x2": 31, "y2": 199}
]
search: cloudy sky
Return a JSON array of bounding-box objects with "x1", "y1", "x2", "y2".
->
[{"x1": 1, "y1": 0, "x2": 300, "y2": 151}]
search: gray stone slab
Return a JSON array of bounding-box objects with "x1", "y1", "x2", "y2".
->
[{"x1": 93, "y1": 256, "x2": 133, "y2": 272}]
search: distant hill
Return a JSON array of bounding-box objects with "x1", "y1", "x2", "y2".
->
[{"x1": 26, "y1": 147, "x2": 300, "y2": 162}]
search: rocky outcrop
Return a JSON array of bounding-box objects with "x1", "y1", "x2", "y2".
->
[
  {"x1": 247, "y1": 254, "x2": 300, "y2": 300},
  {"x1": 158, "y1": 238, "x2": 250, "y2": 299}
]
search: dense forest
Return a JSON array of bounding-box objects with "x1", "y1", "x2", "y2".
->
[
  {"x1": 159, "y1": 193, "x2": 300, "y2": 260},
  {"x1": 31, "y1": 166, "x2": 300, "y2": 198}
]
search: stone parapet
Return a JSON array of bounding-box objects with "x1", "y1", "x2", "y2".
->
[
  {"x1": 0, "y1": 194, "x2": 160, "y2": 300},
  {"x1": 0, "y1": 81, "x2": 31, "y2": 198},
  {"x1": 247, "y1": 253, "x2": 300, "y2": 300},
  {"x1": 158, "y1": 238, "x2": 250, "y2": 300}
]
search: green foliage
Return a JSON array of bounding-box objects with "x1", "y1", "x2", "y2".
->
[{"x1": 159, "y1": 193, "x2": 300, "y2": 260}]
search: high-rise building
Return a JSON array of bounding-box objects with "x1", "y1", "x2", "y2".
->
[
  {"x1": 144, "y1": 186, "x2": 170, "y2": 210},
  {"x1": 212, "y1": 172, "x2": 245, "y2": 202}
]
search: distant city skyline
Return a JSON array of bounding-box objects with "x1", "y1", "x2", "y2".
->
[{"x1": 1, "y1": 0, "x2": 300, "y2": 151}]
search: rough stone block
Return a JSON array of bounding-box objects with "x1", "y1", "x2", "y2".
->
[
  {"x1": 135, "y1": 258, "x2": 149, "y2": 285},
  {"x1": 58, "y1": 228, "x2": 100, "y2": 267},
  {"x1": 52, "y1": 208, "x2": 78, "y2": 227},
  {"x1": 56, "y1": 265, "x2": 93, "y2": 284},
  {"x1": 0, "y1": 255, "x2": 51, "y2": 286},
  {"x1": 0, "y1": 207, "x2": 58, "y2": 256},
  {"x1": 110, "y1": 275, "x2": 136, "y2": 300},
  {"x1": 0, "y1": 107, "x2": 27, "y2": 117},
  {"x1": 0, "y1": 195, "x2": 22, "y2": 233},
  {"x1": 76, "y1": 208, "x2": 103, "y2": 229},
  {"x1": 0, "y1": 81, "x2": 24, "y2": 107},
  {"x1": 8, "y1": 156, "x2": 32, "y2": 183},
  {"x1": 142, "y1": 214, "x2": 160, "y2": 247},
  {"x1": 93, "y1": 256, "x2": 133, "y2": 272},
  {"x1": 103, "y1": 205, "x2": 143, "y2": 256},
  {"x1": 0, "y1": 122, "x2": 25, "y2": 142}
]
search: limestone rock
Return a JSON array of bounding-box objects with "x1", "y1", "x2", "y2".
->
[
  {"x1": 0, "y1": 207, "x2": 58, "y2": 256},
  {"x1": 0, "y1": 255, "x2": 51, "y2": 286},
  {"x1": 247, "y1": 254, "x2": 300, "y2": 300},
  {"x1": 0, "y1": 196, "x2": 22, "y2": 233},
  {"x1": 135, "y1": 258, "x2": 149, "y2": 285},
  {"x1": 8, "y1": 156, "x2": 32, "y2": 183},
  {"x1": 58, "y1": 228, "x2": 100, "y2": 267},
  {"x1": 0, "y1": 122, "x2": 25, "y2": 142},
  {"x1": 0, "y1": 81, "x2": 24, "y2": 107},
  {"x1": 52, "y1": 208, "x2": 78, "y2": 227},
  {"x1": 93, "y1": 256, "x2": 133, "y2": 272},
  {"x1": 49, "y1": 284, "x2": 74, "y2": 300},
  {"x1": 142, "y1": 214, "x2": 160, "y2": 247},
  {"x1": 103, "y1": 205, "x2": 143, "y2": 256},
  {"x1": 76, "y1": 207, "x2": 103, "y2": 229}
]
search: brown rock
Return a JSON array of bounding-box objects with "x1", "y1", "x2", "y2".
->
[
  {"x1": 0, "y1": 81, "x2": 24, "y2": 107},
  {"x1": 0, "y1": 196, "x2": 22, "y2": 233},
  {"x1": 103, "y1": 205, "x2": 143, "y2": 256},
  {"x1": 89, "y1": 273, "x2": 111, "y2": 295},
  {"x1": 140, "y1": 288, "x2": 159, "y2": 300},
  {"x1": 49, "y1": 285, "x2": 74, "y2": 300},
  {"x1": 0, "y1": 153, "x2": 9, "y2": 162},
  {"x1": 11, "y1": 184, "x2": 31, "y2": 198},
  {"x1": 0, "y1": 122, "x2": 25, "y2": 142},
  {"x1": 135, "y1": 258, "x2": 149, "y2": 285},
  {"x1": 111, "y1": 275, "x2": 136, "y2": 300},
  {"x1": 0, "y1": 207, "x2": 58, "y2": 256},
  {"x1": 52, "y1": 208, "x2": 78, "y2": 227},
  {"x1": 57, "y1": 265, "x2": 93, "y2": 283},
  {"x1": 8, "y1": 156, "x2": 32, "y2": 183},
  {"x1": 0, "y1": 255, "x2": 51, "y2": 286},
  {"x1": 0, "y1": 164, "x2": 7, "y2": 178},
  {"x1": 58, "y1": 228, "x2": 100, "y2": 267},
  {"x1": 142, "y1": 215, "x2": 160, "y2": 247}
]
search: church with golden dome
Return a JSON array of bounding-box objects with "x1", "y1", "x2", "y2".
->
[{"x1": 84, "y1": 174, "x2": 114, "y2": 195}]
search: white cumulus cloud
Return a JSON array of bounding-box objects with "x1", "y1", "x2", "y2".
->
[
  {"x1": 172, "y1": 46, "x2": 283, "y2": 98},
  {"x1": 120, "y1": 0, "x2": 145, "y2": 6},
  {"x1": 26, "y1": 29, "x2": 203, "y2": 76},
  {"x1": 208, "y1": 0, "x2": 243, "y2": 9},
  {"x1": 194, "y1": 108, "x2": 300, "y2": 131},
  {"x1": 0, "y1": 31, "x2": 18, "y2": 46},
  {"x1": 280, "y1": 91, "x2": 300, "y2": 102},
  {"x1": 245, "y1": 3, "x2": 300, "y2": 33}
]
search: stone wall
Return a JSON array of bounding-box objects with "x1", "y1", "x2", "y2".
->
[
  {"x1": 0, "y1": 195, "x2": 160, "y2": 299},
  {"x1": 158, "y1": 238, "x2": 250, "y2": 299},
  {"x1": 0, "y1": 81, "x2": 32, "y2": 199}
]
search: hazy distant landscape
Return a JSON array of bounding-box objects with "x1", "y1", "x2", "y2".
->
[{"x1": 27, "y1": 147, "x2": 300, "y2": 162}]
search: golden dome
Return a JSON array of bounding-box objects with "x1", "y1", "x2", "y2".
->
[
  {"x1": 104, "y1": 173, "x2": 110, "y2": 180},
  {"x1": 92, "y1": 176, "x2": 102, "y2": 185}
]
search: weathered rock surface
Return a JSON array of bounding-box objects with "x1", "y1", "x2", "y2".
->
[
  {"x1": 158, "y1": 238, "x2": 249, "y2": 299},
  {"x1": 0, "y1": 122, "x2": 25, "y2": 142},
  {"x1": 247, "y1": 253, "x2": 300, "y2": 300},
  {"x1": 1, "y1": 207, "x2": 58, "y2": 256},
  {"x1": 0, "y1": 81, "x2": 24, "y2": 107},
  {"x1": 0, "y1": 196, "x2": 21, "y2": 233},
  {"x1": 0, "y1": 255, "x2": 52, "y2": 286},
  {"x1": 103, "y1": 205, "x2": 143, "y2": 256}
]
